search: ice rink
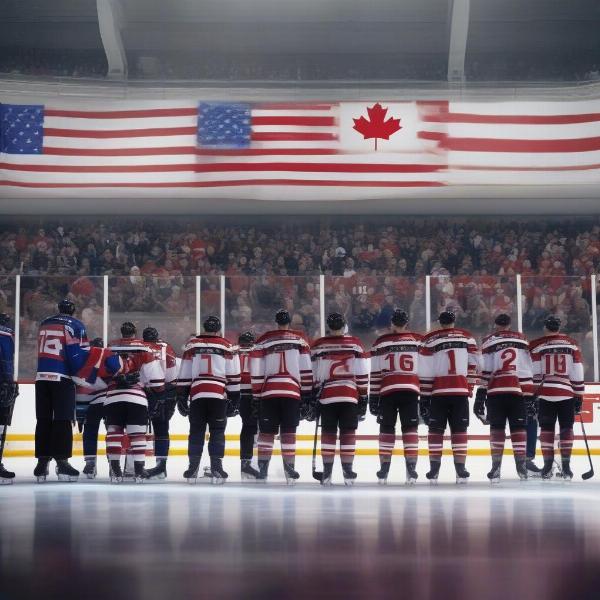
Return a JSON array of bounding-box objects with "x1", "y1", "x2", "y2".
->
[{"x1": 2, "y1": 455, "x2": 600, "y2": 600}]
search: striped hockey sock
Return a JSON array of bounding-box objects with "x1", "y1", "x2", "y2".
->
[
  {"x1": 339, "y1": 430, "x2": 356, "y2": 464},
  {"x1": 451, "y1": 432, "x2": 468, "y2": 464},
  {"x1": 257, "y1": 433, "x2": 275, "y2": 461},
  {"x1": 379, "y1": 432, "x2": 395, "y2": 463},
  {"x1": 320, "y1": 432, "x2": 337, "y2": 464}
]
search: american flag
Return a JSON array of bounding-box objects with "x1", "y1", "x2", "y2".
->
[{"x1": 0, "y1": 99, "x2": 599, "y2": 195}]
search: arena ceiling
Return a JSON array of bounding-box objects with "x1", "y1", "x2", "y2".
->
[{"x1": 1, "y1": 0, "x2": 599, "y2": 82}]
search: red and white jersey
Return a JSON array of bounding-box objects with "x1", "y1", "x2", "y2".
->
[
  {"x1": 178, "y1": 334, "x2": 241, "y2": 401},
  {"x1": 146, "y1": 340, "x2": 178, "y2": 385},
  {"x1": 239, "y1": 347, "x2": 253, "y2": 395},
  {"x1": 530, "y1": 334, "x2": 585, "y2": 401},
  {"x1": 250, "y1": 330, "x2": 312, "y2": 400},
  {"x1": 311, "y1": 335, "x2": 369, "y2": 404},
  {"x1": 75, "y1": 379, "x2": 108, "y2": 406},
  {"x1": 419, "y1": 327, "x2": 481, "y2": 397},
  {"x1": 481, "y1": 330, "x2": 533, "y2": 396},
  {"x1": 105, "y1": 338, "x2": 165, "y2": 407},
  {"x1": 370, "y1": 332, "x2": 422, "y2": 396}
]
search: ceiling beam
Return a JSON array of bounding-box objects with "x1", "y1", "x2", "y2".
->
[
  {"x1": 447, "y1": 0, "x2": 470, "y2": 82},
  {"x1": 96, "y1": 0, "x2": 127, "y2": 79}
]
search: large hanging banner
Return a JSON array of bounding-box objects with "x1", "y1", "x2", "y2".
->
[{"x1": 1, "y1": 98, "x2": 599, "y2": 198}]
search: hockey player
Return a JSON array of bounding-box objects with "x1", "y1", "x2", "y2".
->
[
  {"x1": 419, "y1": 311, "x2": 481, "y2": 484},
  {"x1": 177, "y1": 316, "x2": 240, "y2": 484},
  {"x1": 238, "y1": 331, "x2": 260, "y2": 480},
  {"x1": 251, "y1": 309, "x2": 312, "y2": 484},
  {"x1": 142, "y1": 326, "x2": 178, "y2": 480},
  {"x1": 530, "y1": 315, "x2": 585, "y2": 480},
  {"x1": 476, "y1": 314, "x2": 532, "y2": 483},
  {"x1": 0, "y1": 313, "x2": 18, "y2": 483},
  {"x1": 106, "y1": 322, "x2": 165, "y2": 482},
  {"x1": 75, "y1": 337, "x2": 109, "y2": 479},
  {"x1": 369, "y1": 309, "x2": 421, "y2": 485},
  {"x1": 311, "y1": 313, "x2": 369, "y2": 486},
  {"x1": 34, "y1": 299, "x2": 89, "y2": 482}
]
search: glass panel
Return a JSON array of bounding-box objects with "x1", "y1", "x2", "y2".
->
[
  {"x1": 18, "y1": 276, "x2": 105, "y2": 381},
  {"x1": 521, "y1": 275, "x2": 593, "y2": 380},
  {"x1": 429, "y1": 275, "x2": 518, "y2": 343},
  {"x1": 107, "y1": 275, "x2": 196, "y2": 355},
  {"x1": 0, "y1": 276, "x2": 16, "y2": 322},
  {"x1": 224, "y1": 276, "x2": 321, "y2": 341},
  {"x1": 325, "y1": 275, "x2": 426, "y2": 348}
]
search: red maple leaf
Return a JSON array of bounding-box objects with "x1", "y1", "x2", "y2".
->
[{"x1": 353, "y1": 103, "x2": 402, "y2": 150}]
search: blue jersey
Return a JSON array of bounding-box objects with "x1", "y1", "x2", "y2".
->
[
  {"x1": 36, "y1": 314, "x2": 89, "y2": 382},
  {"x1": 0, "y1": 324, "x2": 15, "y2": 382}
]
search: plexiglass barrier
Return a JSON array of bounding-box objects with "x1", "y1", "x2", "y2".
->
[{"x1": 1, "y1": 274, "x2": 598, "y2": 380}]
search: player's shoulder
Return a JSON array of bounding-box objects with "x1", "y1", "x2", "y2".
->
[
  {"x1": 0, "y1": 324, "x2": 14, "y2": 336},
  {"x1": 256, "y1": 329, "x2": 309, "y2": 346},
  {"x1": 372, "y1": 331, "x2": 422, "y2": 348}
]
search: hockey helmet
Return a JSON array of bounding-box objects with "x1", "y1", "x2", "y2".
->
[
  {"x1": 494, "y1": 313, "x2": 511, "y2": 327},
  {"x1": 327, "y1": 312, "x2": 346, "y2": 332},
  {"x1": 90, "y1": 337, "x2": 104, "y2": 348},
  {"x1": 120, "y1": 321, "x2": 137, "y2": 337},
  {"x1": 0, "y1": 313, "x2": 10, "y2": 327},
  {"x1": 391, "y1": 309, "x2": 409, "y2": 327},
  {"x1": 438, "y1": 311, "x2": 456, "y2": 325},
  {"x1": 203, "y1": 315, "x2": 221, "y2": 333},
  {"x1": 544, "y1": 315, "x2": 561, "y2": 333},
  {"x1": 238, "y1": 331, "x2": 255, "y2": 346},
  {"x1": 275, "y1": 309, "x2": 291, "y2": 326},
  {"x1": 58, "y1": 299, "x2": 75, "y2": 315},
  {"x1": 143, "y1": 326, "x2": 159, "y2": 342}
]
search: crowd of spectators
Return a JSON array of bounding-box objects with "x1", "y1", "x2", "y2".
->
[
  {"x1": 0, "y1": 47, "x2": 107, "y2": 78},
  {"x1": 0, "y1": 215, "x2": 598, "y2": 378}
]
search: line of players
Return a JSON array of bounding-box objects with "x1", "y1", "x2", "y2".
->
[{"x1": 0, "y1": 299, "x2": 585, "y2": 485}]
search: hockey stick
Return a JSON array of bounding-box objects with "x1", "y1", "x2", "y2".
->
[
  {"x1": 312, "y1": 412, "x2": 322, "y2": 481},
  {"x1": 579, "y1": 413, "x2": 594, "y2": 480},
  {"x1": 0, "y1": 388, "x2": 18, "y2": 464}
]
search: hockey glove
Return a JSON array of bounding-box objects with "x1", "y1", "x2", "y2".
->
[
  {"x1": 146, "y1": 388, "x2": 168, "y2": 420},
  {"x1": 0, "y1": 381, "x2": 19, "y2": 408},
  {"x1": 574, "y1": 396, "x2": 583, "y2": 416},
  {"x1": 300, "y1": 391, "x2": 314, "y2": 421},
  {"x1": 474, "y1": 387, "x2": 488, "y2": 425},
  {"x1": 419, "y1": 398, "x2": 431, "y2": 426},
  {"x1": 525, "y1": 396, "x2": 538, "y2": 420},
  {"x1": 177, "y1": 387, "x2": 190, "y2": 418},
  {"x1": 358, "y1": 395, "x2": 368, "y2": 421},
  {"x1": 369, "y1": 394, "x2": 381, "y2": 417},
  {"x1": 164, "y1": 384, "x2": 177, "y2": 420},
  {"x1": 114, "y1": 371, "x2": 140, "y2": 389},
  {"x1": 226, "y1": 392, "x2": 240, "y2": 418}
]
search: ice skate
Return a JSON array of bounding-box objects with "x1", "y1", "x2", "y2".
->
[
  {"x1": 426, "y1": 461, "x2": 441, "y2": 485},
  {"x1": 320, "y1": 462, "x2": 334, "y2": 486},
  {"x1": 487, "y1": 459, "x2": 502, "y2": 484},
  {"x1": 83, "y1": 459, "x2": 97, "y2": 480},
  {"x1": 34, "y1": 458, "x2": 50, "y2": 483},
  {"x1": 561, "y1": 459, "x2": 574, "y2": 482},
  {"x1": 145, "y1": 458, "x2": 167, "y2": 480},
  {"x1": 405, "y1": 461, "x2": 418, "y2": 486},
  {"x1": 183, "y1": 458, "x2": 200, "y2": 484},
  {"x1": 526, "y1": 459, "x2": 542, "y2": 478},
  {"x1": 56, "y1": 460, "x2": 79, "y2": 482},
  {"x1": 208, "y1": 457, "x2": 228, "y2": 484},
  {"x1": 133, "y1": 462, "x2": 149, "y2": 483},
  {"x1": 0, "y1": 463, "x2": 15, "y2": 484},
  {"x1": 342, "y1": 463, "x2": 357, "y2": 486},
  {"x1": 541, "y1": 459, "x2": 554, "y2": 480},
  {"x1": 376, "y1": 461, "x2": 391, "y2": 485},
  {"x1": 256, "y1": 459, "x2": 270, "y2": 482},
  {"x1": 240, "y1": 459, "x2": 260, "y2": 481},
  {"x1": 109, "y1": 460, "x2": 124, "y2": 483},
  {"x1": 515, "y1": 458, "x2": 528, "y2": 481},
  {"x1": 283, "y1": 461, "x2": 300, "y2": 486},
  {"x1": 455, "y1": 463, "x2": 470, "y2": 484}
]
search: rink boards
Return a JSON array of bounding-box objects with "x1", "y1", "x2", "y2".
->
[{"x1": 5, "y1": 383, "x2": 600, "y2": 458}]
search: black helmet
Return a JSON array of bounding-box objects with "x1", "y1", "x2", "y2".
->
[
  {"x1": 275, "y1": 309, "x2": 291, "y2": 326},
  {"x1": 238, "y1": 331, "x2": 255, "y2": 346},
  {"x1": 143, "y1": 327, "x2": 159, "y2": 342},
  {"x1": 391, "y1": 309, "x2": 409, "y2": 327},
  {"x1": 58, "y1": 299, "x2": 75, "y2": 315},
  {"x1": 120, "y1": 321, "x2": 137, "y2": 337},
  {"x1": 203, "y1": 315, "x2": 221, "y2": 333},
  {"x1": 327, "y1": 312, "x2": 346, "y2": 332},
  {"x1": 544, "y1": 315, "x2": 561, "y2": 333},
  {"x1": 0, "y1": 313, "x2": 10, "y2": 327},
  {"x1": 90, "y1": 337, "x2": 104, "y2": 348},
  {"x1": 495, "y1": 313, "x2": 511, "y2": 327},
  {"x1": 439, "y1": 311, "x2": 456, "y2": 326}
]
